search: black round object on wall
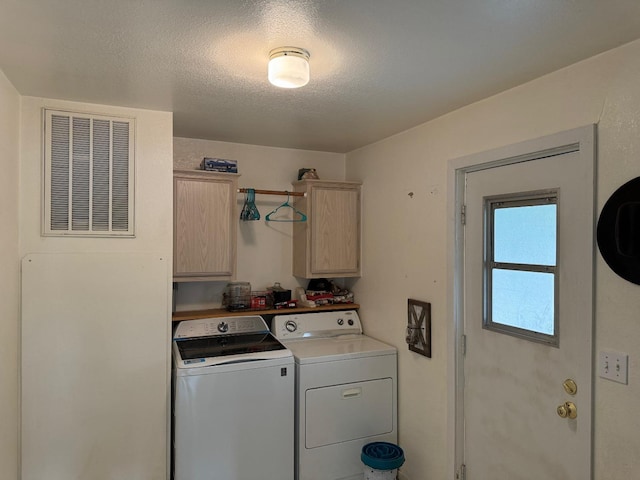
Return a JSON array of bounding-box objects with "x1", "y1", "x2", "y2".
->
[{"x1": 597, "y1": 176, "x2": 640, "y2": 285}]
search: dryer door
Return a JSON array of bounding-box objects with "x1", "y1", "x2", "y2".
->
[{"x1": 305, "y1": 378, "x2": 393, "y2": 448}]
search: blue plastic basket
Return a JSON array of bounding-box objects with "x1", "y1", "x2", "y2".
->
[{"x1": 361, "y1": 442, "x2": 405, "y2": 471}]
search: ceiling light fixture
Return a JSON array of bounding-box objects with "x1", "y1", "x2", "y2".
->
[{"x1": 268, "y1": 47, "x2": 310, "y2": 89}]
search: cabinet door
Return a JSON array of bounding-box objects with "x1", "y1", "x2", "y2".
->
[
  {"x1": 311, "y1": 185, "x2": 360, "y2": 275},
  {"x1": 174, "y1": 174, "x2": 236, "y2": 280}
]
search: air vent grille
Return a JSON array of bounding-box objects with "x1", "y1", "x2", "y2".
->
[{"x1": 43, "y1": 110, "x2": 135, "y2": 236}]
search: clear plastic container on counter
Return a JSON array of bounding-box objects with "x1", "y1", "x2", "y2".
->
[{"x1": 223, "y1": 282, "x2": 251, "y2": 311}]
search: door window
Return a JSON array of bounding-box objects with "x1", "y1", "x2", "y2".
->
[{"x1": 484, "y1": 191, "x2": 558, "y2": 345}]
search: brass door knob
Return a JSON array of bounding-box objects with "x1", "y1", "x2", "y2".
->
[{"x1": 557, "y1": 401, "x2": 577, "y2": 419}]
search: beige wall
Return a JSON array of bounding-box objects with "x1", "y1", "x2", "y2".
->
[
  {"x1": 5, "y1": 37, "x2": 640, "y2": 480},
  {"x1": 18, "y1": 98, "x2": 174, "y2": 479},
  {"x1": 173, "y1": 137, "x2": 346, "y2": 311},
  {"x1": 20, "y1": 98, "x2": 174, "y2": 257},
  {"x1": 0, "y1": 69, "x2": 20, "y2": 480},
  {"x1": 346, "y1": 39, "x2": 640, "y2": 480}
]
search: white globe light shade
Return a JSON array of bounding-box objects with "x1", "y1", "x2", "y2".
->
[{"x1": 268, "y1": 47, "x2": 310, "y2": 89}]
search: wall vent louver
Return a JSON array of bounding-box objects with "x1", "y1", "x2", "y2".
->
[{"x1": 43, "y1": 109, "x2": 135, "y2": 237}]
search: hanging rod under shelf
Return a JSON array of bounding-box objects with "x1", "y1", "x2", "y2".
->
[{"x1": 237, "y1": 188, "x2": 306, "y2": 197}]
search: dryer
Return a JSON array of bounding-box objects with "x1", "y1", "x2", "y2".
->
[{"x1": 272, "y1": 310, "x2": 397, "y2": 480}]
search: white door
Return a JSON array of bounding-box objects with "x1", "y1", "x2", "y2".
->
[{"x1": 459, "y1": 133, "x2": 594, "y2": 479}]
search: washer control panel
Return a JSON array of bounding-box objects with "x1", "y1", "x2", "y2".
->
[
  {"x1": 272, "y1": 310, "x2": 362, "y2": 340},
  {"x1": 174, "y1": 315, "x2": 269, "y2": 339},
  {"x1": 285, "y1": 320, "x2": 298, "y2": 332}
]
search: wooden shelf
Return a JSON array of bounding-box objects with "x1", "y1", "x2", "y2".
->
[{"x1": 172, "y1": 303, "x2": 360, "y2": 322}]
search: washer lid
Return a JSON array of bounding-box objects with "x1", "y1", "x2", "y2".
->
[
  {"x1": 173, "y1": 333, "x2": 291, "y2": 369},
  {"x1": 283, "y1": 334, "x2": 396, "y2": 364},
  {"x1": 176, "y1": 332, "x2": 286, "y2": 359}
]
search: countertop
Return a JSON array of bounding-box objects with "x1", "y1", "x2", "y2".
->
[{"x1": 172, "y1": 303, "x2": 360, "y2": 322}]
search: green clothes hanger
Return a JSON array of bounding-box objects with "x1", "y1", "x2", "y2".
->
[
  {"x1": 240, "y1": 188, "x2": 260, "y2": 221},
  {"x1": 265, "y1": 192, "x2": 307, "y2": 222}
]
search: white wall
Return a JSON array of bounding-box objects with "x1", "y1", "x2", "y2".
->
[
  {"x1": 7, "y1": 37, "x2": 640, "y2": 480},
  {"x1": 0, "y1": 68, "x2": 20, "y2": 480},
  {"x1": 20, "y1": 98, "x2": 174, "y2": 257},
  {"x1": 346, "y1": 39, "x2": 640, "y2": 480},
  {"x1": 173, "y1": 137, "x2": 346, "y2": 311},
  {"x1": 19, "y1": 97, "x2": 174, "y2": 479}
]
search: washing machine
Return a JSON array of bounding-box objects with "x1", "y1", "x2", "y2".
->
[
  {"x1": 272, "y1": 310, "x2": 397, "y2": 480},
  {"x1": 173, "y1": 315, "x2": 294, "y2": 480}
]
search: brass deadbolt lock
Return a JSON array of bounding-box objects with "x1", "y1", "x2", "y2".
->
[{"x1": 563, "y1": 379, "x2": 578, "y2": 396}]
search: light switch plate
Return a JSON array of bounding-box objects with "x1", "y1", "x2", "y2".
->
[{"x1": 598, "y1": 350, "x2": 629, "y2": 384}]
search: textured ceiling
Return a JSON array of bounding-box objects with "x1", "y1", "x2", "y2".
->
[{"x1": 2, "y1": 1, "x2": 640, "y2": 153}]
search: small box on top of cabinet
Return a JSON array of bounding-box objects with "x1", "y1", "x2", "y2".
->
[
  {"x1": 292, "y1": 179, "x2": 362, "y2": 279},
  {"x1": 173, "y1": 170, "x2": 239, "y2": 281}
]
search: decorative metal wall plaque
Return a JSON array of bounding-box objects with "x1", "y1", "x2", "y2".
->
[{"x1": 406, "y1": 299, "x2": 431, "y2": 358}]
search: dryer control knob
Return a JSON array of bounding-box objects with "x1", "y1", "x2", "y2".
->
[
  {"x1": 217, "y1": 321, "x2": 229, "y2": 333},
  {"x1": 285, "y1": 320, "x2": 298, "y2": 332},
  {"x1": 337, "y1": 318, "x2": 344, "y2": 325}
]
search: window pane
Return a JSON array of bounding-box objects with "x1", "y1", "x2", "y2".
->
[
  {"x1": 492, "y1": 269, "x2": 554, "y2": 335},
  {"x1": 494, "y1": 204, "x2": 556, "y2": 265}
]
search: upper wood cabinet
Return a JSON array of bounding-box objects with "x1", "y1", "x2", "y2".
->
[
  {"x1": 293, "y1": 180, "x2": 362, "y2": 278},
  {"x1": 173, "y1": 170, "x2": 238, "y2": 282}
]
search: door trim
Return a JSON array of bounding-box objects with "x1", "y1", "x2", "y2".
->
[{"x1": 446, "y1": 125, "x2": 596, "y2": 479}]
